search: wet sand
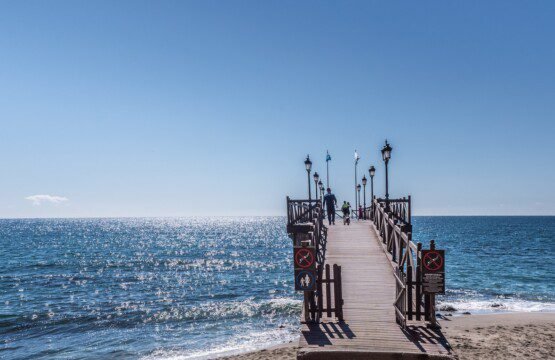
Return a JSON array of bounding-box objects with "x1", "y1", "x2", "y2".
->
[{"x1": 220, "y1": 312, "x2": 555, "y2": 359}]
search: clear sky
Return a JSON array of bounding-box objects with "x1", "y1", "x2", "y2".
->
[{"x1": 1, "y1": 1, "x2": 554, "y2": 217}]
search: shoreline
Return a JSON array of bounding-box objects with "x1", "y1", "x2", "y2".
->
[{"x1": 220, "y1": 312, "x2": 555, "y2": 360}]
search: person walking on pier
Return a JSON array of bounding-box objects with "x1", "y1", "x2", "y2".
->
[
  {"x1": 323, "y1": 188, "x2": 337, "y2": 225},
  {"x1": 341, "y1": 201, "x2": 351, "y2": 225}
]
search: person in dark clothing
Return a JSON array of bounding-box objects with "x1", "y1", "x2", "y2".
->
[{"x1": 322, "y1": 188, "x2": 337, "y2": 225}]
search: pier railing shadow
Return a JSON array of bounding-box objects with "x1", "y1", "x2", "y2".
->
[{"x1": 301, "y1": 321, "x2": 356, "y2": 346}]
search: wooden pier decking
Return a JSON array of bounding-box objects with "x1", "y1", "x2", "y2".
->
[{"x1": 298, "y1": 220, "x2": 454, "y2": 359}]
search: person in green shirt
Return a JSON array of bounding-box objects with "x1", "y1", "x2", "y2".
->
[{"x1": 341, "y1": 201, "x2": 351, "y2": 225}]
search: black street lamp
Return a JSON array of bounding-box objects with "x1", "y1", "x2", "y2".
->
[
  {"x1": 305, "y1": 155, "x2": 312, "y2": 200},
  {"x1": 313, "y1": 172, "x2": 320, "y2": 200},
  {"x1": 362, "y1": 175, "x2": 367, "y2": 219},
  {"x1": 318, "y1": 180, "x2": 324, "y2": 200},
  {"x1": 381, "y1": 141, "x2": 392, "y2": 211},
  {"x1": 369, "y1": 166, "x2": 375, "y2": 219},
  {"x1": 356, "y1": 184, "x2": 361, "y2": 218}
]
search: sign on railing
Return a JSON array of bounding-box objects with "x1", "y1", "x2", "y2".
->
[
  {"x1": 294, "y1": 246, "x2": 316, "y2": 291},
  {"x1": 422, "y1": 250, "x2": 445, "y2": 294}
]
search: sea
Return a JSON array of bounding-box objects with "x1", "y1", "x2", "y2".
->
[{"x1": 1, "y1": 216, "x2": 554, "y2": 359}]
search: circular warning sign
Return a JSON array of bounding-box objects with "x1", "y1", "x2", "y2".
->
[
  {"x1": 423, "y1": 251, "x2": 444, "y2": 272},
  {"x1": 295, "y1": 248, "x2": 315, "y2": 269},
  {"x1": 295, "y1": 270, "x2": 315, "y2": 291}
]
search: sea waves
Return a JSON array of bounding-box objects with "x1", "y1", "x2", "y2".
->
[{"x1": 1, "y1": 216, "x2": 554, "y2": 359}]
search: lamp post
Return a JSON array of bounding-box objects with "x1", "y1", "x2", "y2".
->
[
  {"x1": 369, "y1": 166, "x2": 375, "y2": 219},
  {"x1": 313, "y1": 172, "x2": 320, "y2": 200},
  {"x1": 354, "y1": 150, "x2": 360, "y2": 211},
  {"x1": 356, "y1": 184, "x2": 361, "y2": 219},
  {"x1": 381, "y1": 141, "x2": 392, "y2": 211},
  {"x1": 362, "y1": 175, "x2": 367, "y2": 219},
  {"x1": 318, "y1": 180, "x2": 324, "y2": 200},
  {"x1": 305, "y1": 155, "x2": 312, "y2": 200}
]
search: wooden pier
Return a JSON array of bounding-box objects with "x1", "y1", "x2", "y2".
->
[{"x1": 287, "y1": 196, "x2": 455, "y2": 359}]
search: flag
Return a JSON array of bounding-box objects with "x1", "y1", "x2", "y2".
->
[
  {"x1": 326, "y1": 150, "x2": 331, "y2": 162},
  {"x1": 354, "y1": 150, "x2": 360, "y2": 162}
]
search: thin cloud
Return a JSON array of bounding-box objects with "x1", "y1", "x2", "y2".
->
[{"x1": 25, "y1": 194, "x2": 69, "y2": 206}]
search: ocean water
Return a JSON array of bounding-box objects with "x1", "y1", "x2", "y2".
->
[{"x1": 1, "y1": 216, "x2": 554, "y2": 359}]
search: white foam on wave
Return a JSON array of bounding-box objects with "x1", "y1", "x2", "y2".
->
[
  {"x1": 141, "y1": 297, "x2": 302, "y2": 360},
  {"x1": 199, "y1": 297, "x2": 299, "y2": 318},
  {"x1": 141, "y1": 327, "x2": 299, "y2": 360},
  {"x1": 438, "y1": 298, "x2": 555, "y2": 313}
]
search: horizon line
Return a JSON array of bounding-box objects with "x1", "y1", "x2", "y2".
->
[{"x1": 0, "y1": 214, "x2": 554, "y2": 220}]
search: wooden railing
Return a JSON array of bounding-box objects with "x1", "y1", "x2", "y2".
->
[
  {"x1": 314, "y1": 263, "x2": 343, "y2": 322},
  {"x1": 286, "y1": 198, "x2": 327, "y2": 266},
  {"x1": 287, "y1": 198, "x2": 322, "y2": 228},
  {"x1": 286, "y1": 197, "x2": 343, "y2": 323},
  {"x1": 371, "y1": 197, "x2": 439, "y2": 328}
]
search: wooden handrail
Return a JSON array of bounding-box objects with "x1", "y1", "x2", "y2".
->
[{"x1": 371, "y1": 196, "x2": 437, "y2": 328}]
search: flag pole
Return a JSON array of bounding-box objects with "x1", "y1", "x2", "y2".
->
[
  {"x1": 354, "y1": 150, "x2": 359, "y2": 214},
  {"x1": 326, "y1": 150, "x2": 330, "y2": 188}
]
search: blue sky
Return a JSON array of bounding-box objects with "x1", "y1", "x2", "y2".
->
[{"x1": 1, "y1": 1, "x2": 554, "y2": 217}]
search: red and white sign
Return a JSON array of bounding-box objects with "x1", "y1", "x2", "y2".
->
[
  {"x1": 294, "y1": 247, "x2": 315, "y2": 269},
  {"x1": 423, "y1": 250, "x2": 444, "y2": 272}
]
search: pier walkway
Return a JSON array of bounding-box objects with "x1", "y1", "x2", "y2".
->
[{"x1": 297, "y1": 220, "x2": 453, "y2": 359}]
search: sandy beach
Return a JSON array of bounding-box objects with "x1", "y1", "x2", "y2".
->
[{"x1": 221, "y1": 312, "x2": 555, "y2": 360}]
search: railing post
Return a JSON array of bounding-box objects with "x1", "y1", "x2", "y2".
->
[
  {"x1": 286, "y1": 196, "x2": 290, "y2": 224},
  {"x1": 303, "y1": 292, "x2": 310, "y2": 322},
  {"x1": 334, "y1": 264, "x2": 343, "y2": 321},
  {"x1": 416, "y1": 242, "x2": 422, "y2": 321},
  {"x1": 427, "y1": 239, "x2": 440, "y2": 328},
  {"x1": 397, "y1": 231, "x2": 403, "y2": 265},
  {"x1": 325, "y1": 264, "x2": 332, "y2": 318},
  {"x1": 408, "y1": 195, "x2": 411, "y2": 224},
  {"x1": 309, "y1": 290, "x2": 317, "y2": 322},
  {"x1": 317, "y1": 264, "x2": 323, "y2": 320},
  {"x1": 407, "y1": 265, "x2": 413, "y2": 320}
]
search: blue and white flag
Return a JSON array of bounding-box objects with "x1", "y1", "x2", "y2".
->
[
  {"x1": 354, "y1": 150, "x2": 360, "y2": 163},
  {"x1": 326, "y1": 150, "x2": 331, "y2": 162}
]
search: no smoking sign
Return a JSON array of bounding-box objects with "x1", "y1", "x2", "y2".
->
[
  {"x1": 421, "y1": 250, "x2": 445, "y2": 294},
  {"x1": 294, "y1": 246, "x2": 316, "y2": 269},
  {"x1": 423, "y1": 250, "x2": 444, "y2": 272}
]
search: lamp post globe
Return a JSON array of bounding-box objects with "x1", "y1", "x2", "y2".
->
[
  {"x1": 381, "y1": 141, "x2": 393, "y2": 211},
  {"x1": 305, "y1": 155, "x2": 312, "y2": 171},
  {"x1": 313, "y1": 172, "x2": 320, "y2": 200},
  {"x1": 381, "y1": 141, "x2": 392, "y2": 162},
  {"x1": 304, "y1": 155, "x2": 312, "y2": 200},
  {"x1": 318, "y1": 181, "x2": 324, "y2": 200}
]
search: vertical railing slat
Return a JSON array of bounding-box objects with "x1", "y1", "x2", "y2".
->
[{"x1": 325, "y1": 264, "x2": 332, "y2": 318}]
